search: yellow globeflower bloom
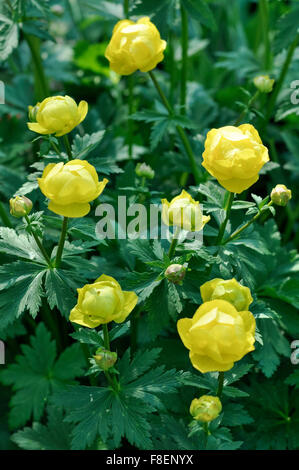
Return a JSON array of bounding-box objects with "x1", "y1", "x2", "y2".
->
[
  {"x1": 177, "y1": 300, "x2": 255, "y2": 373},
  {"x1": 200, "y1": 278, "x2": 253, "y2": 311},
  {"x1": 70, "y1": 275, "x2": 138, "y2": 328},
  {"x1": 202, "y1": 124, "x2": 269, "y2": 193},
  {"x1": 162, "y1": 190, "x2": 210, "y2": 232},
  {"x1": 105, "y1": 17, "x2": 167, "y2": 75},
  {"x1": 38, "y1": 160, "x2": 108, "y2": 218},
  {"x1": 190, "y1": 396, "x2": 222, "y2": 423},
  {"x1": 27, "y1": 95, "x2": 88, "y2": 137}
]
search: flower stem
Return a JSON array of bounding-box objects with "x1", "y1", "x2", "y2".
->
[
  {"x1": 0, "y1": 201, "x2": 12, "y2": 227},
  {"x1": 216, "y1": 191, "x2": 234, "y2": 245},
  {"x1": 24, "y1": 214, "x2": 52, "y2": 266},
  {"x1": 124, "y1": 0, "x2": 129, "y2": 16},
  {"x1": 222, "y1": 201, "x2": 273, "y2": 245},
  {"x1": 55, "y1": 217, "x2": 68, "y2": 268},
  {"x1": 102, "y1": 324, "x2": 119, "y2": 391},
  {"x1": 217, "y1": 371, "x2": 224, "y2": 398},
  {"x1": 148, "y1": 71, "x2": 201, "y2": 184},
  {"x1": 24, "y1": 34, "x2": 49, "y2": 101},
  {"x1": 103, "y1": 323, "x2": 110, "y2": 350},
  {"x1": 203, "y1": 422, "x2": 209, "y2": 449},
  {"x1": 63, "y1": 134, "x2": 73, "y2": 160},
  {"x1": 259, "y1": 0, "x2": 272, "y2": 70},
  {"x1": 168, "y1": 226, "x2": 181, "y2": 259},
  {"x1": 180, "y1": 1, "x2": 188, "y2": 115}
]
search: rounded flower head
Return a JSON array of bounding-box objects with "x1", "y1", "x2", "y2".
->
[
  {"x1": 202, "y1": 124, "x2": 269, "y2": 193},
  {"x1": 9, "y1": 196, "x2": 33, "y2": 218},
  {"x1": 177, "y1": 300, "x2": 256, "y2": 373},
  {"x1": 271, "y1": 184, "x2": 292, "y2": 206},
  {"x1": 165, "y1": 263, "x2": 187, "y2": 285},
  {"x1": 200, "y1": 278, "x2": 253, "y2": 311},
  {"x1": 27, "y1": 95, "x2": 88, "y2": 137},
  {"x1": 253, "y1": 75, "x2": 274, "y2": 93},
  {"x1": 38, "y1": 160, "x2": 108, "y2": 218},
  {"x1": 70, "y1": 274, "x2": 138, "y2": 328},
  {"x1": 162, "y1": 190, "x2": 210, "y2": 232},
  {"x1": 190, "y1": 396, "x2": 222, "y2": 423},
  {"x1": 105, "y1": 17, "x2": 167, "y2": 75},
  {"x1": 93, "y1": 348, "x2": 117, "y2": 371}
]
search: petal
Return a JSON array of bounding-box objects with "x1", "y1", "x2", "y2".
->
[
  {"x1": 27, "y1": 122, "x2": 50, "y2": 134},
  {"x1": 69, "y1": 306, "x2": 101, "y2": 328},
  {"x1": 190, "y1": 351, "x2": 234, "y2": 373},
  {"x1": 217, "y1": 174, "x2": 259, "y2": 193},
  {"x1": 78, "y1": 100, "x2": 88, "y2": 124},
  {"x1": 48, "y1": 201, "x2": 90, "y2": 218},
  {"x1": 95, "y1": 274, "x2": 121, "y2": 287},
  {"x1": 177, "y1": 318, "x2": 193, "y2": 350},
  {"x1": 200, "y1": 279, "x2": 222, "y2": 302},
  {"x1": 96, "y1": 178, "x2": 109, "y2": 198}
]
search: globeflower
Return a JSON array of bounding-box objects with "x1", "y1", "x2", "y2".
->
[
  {"x1": 27, "y1": 95, "x2": 88, "y2": 137},
  {"x1": 200, "y1": 278, "x2": 253, "y2": 311},
  {"x1": 271, "y1": 184, "x2": 292, "y2": 206},
  {"x1": 105, "y1": 17, "x2": 167, "y2": 75},
  {"x1": 161, "y1": 190, "x2": 210, "y2": 232},
  {"x1": 9, "y1": 196, "x2": 33, "y2": 218},
  {"x1": 190, "y1": 396, "x2": 222, "y2": 423},
  {"x1": 38, "y1": 160, "x2": 108, "y2": 218},
  {"x1": 202, "y1": 124, "x2": 269, "y2": 193},
  {"x1": 70, "y1": 274, "x2": 138, "y2": 328},
  {"x1": 177, "y1": 300, "x2": 256, "y2": 373}
]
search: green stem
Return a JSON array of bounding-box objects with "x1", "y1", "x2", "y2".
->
[
  {"x1": 49, "y1": 138, "x2": 62, "y2": 156},
  {"x1": 168, "y1": 226, "x2": 181, "y2": 259},
  {"x1": 24, "y1": 214, "x2": 52, "y2": 266},
  {"x1": 180, "y1": 1, "x2": 188, "y2": 115},
  {"x1": 0, "y1": 201, "x2": 12, "y2": 227},
  {"x1": 24, "y1": 34, "x2": 49, "y2": 101},
  {"x1": 217, "y1": 371, "x2": 224, "y2": 398},
  {"x1": 128, "y1": 75, "x2": 134, "y2": 159},
  {"x1": 55, "y1": 217, "x2": 68, "y2": 268},
  {"x1": 265, "y1": 33, "x2": 299, "y2": 126},
  {"x1": 203, "y1": 422, "x2": 209, "y2": 449},
  {"x1": 63, "y1": 134, "x2": 73, "y2": 160},
  {"x1": 148, "y1": 71, "x2": 201, "y2": 184},
  {"x1": 234, "y1": 91, "x2": 259, "y2": 126},
  {"x1": 223, "y1": 201, "x2": 273, "y2": 245},
  {"x1": 259, "y1": 0, "x2": 271, "y2": 70},
  {"x1": 216, "y1": 192, "x2": 234, "y2": 244},
  {"x1": 168, "y1": 28, "x2": 176, "y2": 106},
  {"x1": 124, "y1": 0, "x2": 129, "y2": 17},
  {"x1": 130, "y1": 308, "x2": 139, "y2": 357},
  {"x1": 103, "y1": 323, "x2": 110, "y2": 350}
]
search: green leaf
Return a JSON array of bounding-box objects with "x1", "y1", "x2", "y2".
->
[
  {"x1": 11, "y1": 407, "x2": 73, "y2": 450},
  {"x1": 222, "y1": 403, "x2": 253, "y2": 427},
  {"x1": 274, "y1": 5, "x2": 299, "y2": 53},
  {"x1": 0, "y1": 14, "x2": 18, "y2": 61},
  {"x1": 44, "y1": 269, "x2": 77, "y2": 318},
  {"x1": 0, "y1": 324, "x2": 85, "y2": 428},
  {"x1": 71, "y1": 131, "x2": 105, "y2": 159},
  {"x1": 181, "y1": 0, "x2": 216, "y2": 31},
  {"x1": 0, "y1": 227, "x2": 46, "y2": 263}
]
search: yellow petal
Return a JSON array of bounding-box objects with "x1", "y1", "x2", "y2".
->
[
  {"x1": 190, "y1": 351, "x2": 234, "y2": 373},
  {"x1": 48, "y1": 201, "x2": 90, "y2": 218},
  {"x1": 177, "y1": 318, "x2": 193, "y2": 350},
  {"x1": 69, "y1": 306, "x2": 101, "y2": 328},
  {"x1": 78, "y1": 100, "x2": 88, "y2": 124},
  {"x1": 27, "y1": 122, "x2": 50, "y2": 134}
]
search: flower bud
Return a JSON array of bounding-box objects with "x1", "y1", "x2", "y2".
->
[
  {"x1": 51, "y1": 4, "x2": 64, "y2": 16},
  {"x1": 190, "y1": 396, "x2": 222, "y2": 423},
  {"x1": 9, "y1": 196, "x2": 33, "y2": 218},
  {"x1": 271, "y1": 184, "x2": 292, "y2": 206},
  {"x1": 253, "y1": 75, "x2": 274, "y2": 93},
  {"x1": 93, "y1": 348, "x2": 117, "y2": 371},
  {"x1": 135, "y1": 163, "x2": 155, "y2": 180},
  {"x1": 165, "y1": 263, "x2": 187, "y2": 285},
  {"x1": 28, "y1": 104, "x2": 40, "y2": 122}
]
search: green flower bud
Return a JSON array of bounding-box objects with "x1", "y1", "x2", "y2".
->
[
  {"x1": 9, "y1": 196, "x2": 33, "y2": 218},
  {"x1": 28, "y1": 104, "x2": 40, "y2": 122},
  {"x1": 253, "y1": 75, "x2": 274, "y2": 93},
  {"x1": 165, "y1": 263, "x2": 187, "y2": 285},
  {"x1": 190, "y1": 395, "x2": 222, "y2": 423},
  {"x1": 271, "y1": 184, "x2": 292, "y2": 206},
  {"x1": 93, "y1": 347, "x2": 117, "y2": 371},
  {"x1": 51, "y1": 4, "x2": 64, "y2": 16},
  {"x1": 135, "y1": 163, "x2": 155, "y2": 179}
]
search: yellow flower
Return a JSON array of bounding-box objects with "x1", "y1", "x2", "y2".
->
[
  {"x1": 162, "y1": 190, "x2": 210, "y2": 232},
  {"x1": 190, "y1": 396, "x2": 222, "y2": 423},
  {"x1": 271, "y1": 184, "x2": 292, "y2": 206},
  {"x1": 69, "y1": 274, "x2": 138, "y2": 328},
  {"x1": 27, "y1": 95, "x2": 88, "y2": 137},
  {"x1": 177, "y1": 300, "x2": 255, "y2": 373},
  {"x1": 200, "y1": 278, "x2": 253, "y2": 311},
  {"x1": 105, "y1": 17, "x2": 167, "y2": 75},
  {"x1": 38, "y1": 160, "x2": 108, "y2": 218},
  {"x1": 202, "y1": 124, "x2": 269, "y2": 193}
]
